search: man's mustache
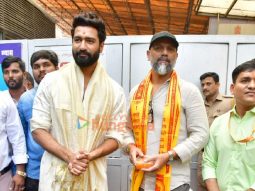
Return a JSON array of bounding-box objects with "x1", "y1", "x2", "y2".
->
[
  {"x1": 77, "y1": 51, "x2": 90, "y2": 56},
  {"x1": 157, "y1": 57, "x2": 170, "y2": 63},
  {"x1": 8, "y1": 80, "x2": 16, "y2": 84}
]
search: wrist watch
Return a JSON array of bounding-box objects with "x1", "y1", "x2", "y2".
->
[
  {"x1": 16, "y1": 170, "x2": 26, "y2": 177},
  {"x1": 167, "y1": 150, "x2": 175, "y2": 163}
]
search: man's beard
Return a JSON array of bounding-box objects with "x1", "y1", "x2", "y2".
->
[
  {"x1": 151, "y1": 57, "x2": 175, "y2": 75},
  {"x1": 72, "y1": 50, "x2": 100, "y2": 68},
  {"x1": 6, "y1": 79, "x2": 23, "y2": 90}
]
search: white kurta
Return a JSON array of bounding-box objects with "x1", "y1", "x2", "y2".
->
[{"x1": 31, "y1": 62, "x2": 128, "y2": 191}]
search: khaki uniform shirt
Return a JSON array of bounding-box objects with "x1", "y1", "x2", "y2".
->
[{"x1": 204, "y1": 94, "x2": 234, "y2": 126}]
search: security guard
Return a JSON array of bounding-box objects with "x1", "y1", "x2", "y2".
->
[
  {"x1": 204, "y1": 94, "x2": 234, "y2": 126},
  {"x1": 197, "y1": 72, "x2": 234, "y2": 191}
]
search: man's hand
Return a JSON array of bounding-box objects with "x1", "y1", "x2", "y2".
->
[
  {"x1": 141, "y1": 153, "x2": 169, "y2": 172},
  {"x1": 10, "y1": 174, "x2": 25, "y2": 191},
  {"x1": 247, "y1": 189, "x2": 255, "y2": 191},
  {"x1": 128, "y1": 144, "x2": 144, "y2": 164},
  {"x1": 205, "y1": 178, "x2": 220, "y2": 191},
  {"x1": 68, "y1": 151, "x2": 89, "y2": 176}
]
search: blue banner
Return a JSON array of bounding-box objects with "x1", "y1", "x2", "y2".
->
[{"x1": 0, "y1": 43, "x2": 22, "y2": 91}]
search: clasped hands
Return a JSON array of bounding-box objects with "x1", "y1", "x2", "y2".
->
[{"x1": 68, "y1": 151, "x2": 91, "y2": 176}]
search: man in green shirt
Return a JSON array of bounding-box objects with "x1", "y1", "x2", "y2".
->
[{"x1": 202, "y1": 59, "x2": 255, "y2": 191}]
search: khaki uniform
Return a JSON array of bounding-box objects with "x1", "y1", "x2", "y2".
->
[
  {"x1": 205, "y1": 94, "x2": 234, "y2": 126},
  {"x1": 197, "y1": 94, "x2": 234, "y2": 191}
]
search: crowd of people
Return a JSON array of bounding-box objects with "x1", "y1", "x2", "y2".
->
[{"x1": 0, "y1": 11, "x2": 254, "y2": 191}]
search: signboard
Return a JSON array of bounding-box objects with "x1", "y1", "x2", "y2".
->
[
  {"x1": 218, "y1": 24, "x2": 255, "y2": 35},
  {"x1": 0, "y1": 43, "x2": 22, "y2": 90}
]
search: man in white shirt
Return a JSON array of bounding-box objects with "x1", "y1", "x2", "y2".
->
[
  {"x1": 127, "y1": 31, "x2": 209, "y2": 191},
  {"x1": 30, "y1": 12, "x2": 131, "y2": 191},
  {"x1": 0, "y1": 91, "x2": 27, "y2": 191}
]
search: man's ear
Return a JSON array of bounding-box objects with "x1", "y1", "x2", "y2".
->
[
  {"x1": 230, "y1": 83, "x2": 234, "y2": 95},
  {"x1": 22, "y1": 72, "x2": 26, "y2": 81},
  {"x1": 99, "y1": 42, "x2": 104, "y2": 53},
  {"x1": 146, "y1": 50, "x2": 150, "y2": 61}
]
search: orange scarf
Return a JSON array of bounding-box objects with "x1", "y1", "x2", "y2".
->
[{"x1": 130, "y1": 70, "x2": 181, "y2": 191}]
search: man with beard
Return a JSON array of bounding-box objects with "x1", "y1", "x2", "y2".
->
[
  {"x1": 30, "y1": 12, "x2": 131, "y2": 191},
  {"x1": 17, "y1": 50, "x2": 58, "y2": 191},
  {"x1": 202, "y1": 59, "x2": 255, "y2": 191},
  {"x1": 197, "y1": 72, "x2": 233, "y2": 191},
  {"x1": 127, "y1": 31, "x2": 209, "y2": 191},
  {"x1": 1, "y1": 56, "x2": 28, "y2": 191},
  {"x1": 1, "y1": 56, "x2": 26, "y2": 104}
]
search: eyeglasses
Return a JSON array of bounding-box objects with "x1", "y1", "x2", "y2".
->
[{"x1": 148, "y1": 100, "x2": 153, "y2": 124}]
